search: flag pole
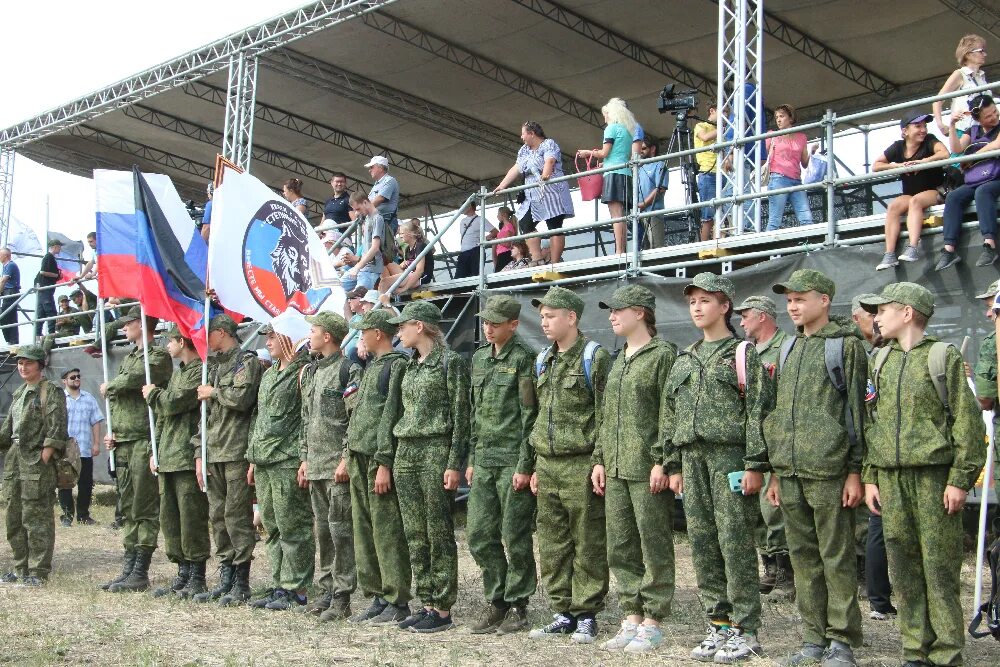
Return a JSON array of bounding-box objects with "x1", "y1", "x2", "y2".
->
[
  {"x1": 199, "y1": 294, "x2": 209, "y2": 492},
  {"x1": 139, "y1": 302, "x2": 159, "y2": 475},
  {"x1": 974, "y1": 307, "x2": 1000, "y2": 616},
  {"x1": 98, "y1": 297, "x2": 115, "y2": 474}
]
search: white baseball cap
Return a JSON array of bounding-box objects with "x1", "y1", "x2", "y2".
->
[
  {"x1": 362, "y1": 290, "x2": 382, "y2": 305},
  {"x1": 363, "y1": 155, "x2": 389, "y2": 168}
]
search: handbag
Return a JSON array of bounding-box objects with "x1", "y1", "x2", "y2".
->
[
  {"x1": 963, "y1": 125, "x2": 1000, "y2": 186},
  {"x1": 576, "y1": 152, "x2": 604, "y2": 201},
  {"x1": 760, "y1": 139, "x2": 775, "y2": 186},
  {"x1": 803, "y1": 151, "x2": 828, "y2": 185}
]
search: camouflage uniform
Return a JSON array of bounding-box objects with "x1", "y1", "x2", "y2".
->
[
  {"x1": 247, "y1": 350, "x2": 314, "y2": 591},
  {"x1": 973, "y1": 279, "x2": 1000, "y2": 533},
  {"x1": 0, "y1": 349, "x2": 68, "y2": 579},
  {"x1": 764, "y1": 270, "x2": 866, "y2": 649},
  {"x1": 147, "y1": 356, "x2": 209, "y2": 565},
  {"x1": 751, "y1": 327, "x2": 789, "y2": 558},
  {"x1": 468, "y1": 300, "x2": 538, "y2": 608},
  {"x1": 860, "y1": 285, "x2": 986, "y2": 666}
]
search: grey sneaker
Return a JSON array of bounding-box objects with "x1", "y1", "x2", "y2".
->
[
  {"x1": 623, "y1": 624, "x2": 665, "y2": 653},
  {"x1": 369, "y1": 602, "x2": 410, "y2": 626},
  {"x1": 599, "y1": 620, "x2": 638, "y2": 651},
  {"x1": 349, "y1": 596, "x2": 388, "y2": 623},
  {"x1": 713, "y1": 627, "x2": 762, "y2": 663},
  {"x1": 821, "y1": 641, "x2": 857, "y2": 667},
  {"x1": 977, "y1": 244, "x2": 998, "y2": 267},
  {"x1": 779, "y1": 643, "x2": 826, "y2": 666},
  {"x1": 875, "y1": 252, "x2": 898, "y2": 270},
  {"x1": 898, "y1": 244, "x2": 922, "y2": 262},
  {"x1": 935, "y1": 248, "x2": 960, "y2": 271},
  {"x1": 692, "y1": 625, "x2": 729, "y2": 662}
]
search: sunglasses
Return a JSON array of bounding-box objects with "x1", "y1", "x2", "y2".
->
[
  {"x1": 971, "y1": 48, "x2": 987, "y2": 55},
  {"x1": 66, "y1": 375, "x2": 81, "y2": 380}
]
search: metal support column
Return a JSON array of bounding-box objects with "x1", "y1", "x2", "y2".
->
[
  {"x1": 222, "y1": 53, "x2": 258, "y2": 171},
  {"x1": 0, "y1": 149, "x2": 14, "y2": 246}
]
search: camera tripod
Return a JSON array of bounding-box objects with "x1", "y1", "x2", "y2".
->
[{"x1": 665, "y1": 111, "x2": 702, "y2": 244}]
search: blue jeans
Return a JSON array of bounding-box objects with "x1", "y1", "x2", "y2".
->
[
  {"x1": 942, "y1": 178, "x2": 1000, "y2": 247},
  {"x1": 340, "y1": 270, "x2": 379, "y2": 294},
  {"x1": 697, "y1": 173, "x2": 717, "y2": 222},
  {"x1": 767, "y1": 174, "x2": 813, "y2": 231}
]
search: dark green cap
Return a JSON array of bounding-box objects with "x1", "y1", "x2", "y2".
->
[
  {"x1": 258, "y1": 323, "x2": 274, "y2": 336},
  {"x1": 58, "y1": 295, "x2": 69, "y2": 302},
  {"x1": 684, "y1": 272, "x2": 736, "y2": 301},
  {"x1": 350, "y1": 309, "x2": 398, "y2": 335},
  {"x1": 975, "y1": 279, "x2": 1000, "y2": 300},
  {"x1": 735, "y1": 295, "x2": 776, "y2": 319},
  {"x1": 772, "y1": 269, "x2": 835, "y2": 298},
  {"x1": 599, "y1": 284, "x2": 656, "y2": 311},
  {"x1": 859, "y1": 282, "x2": 935, "y2": 317},
  {"x1": 209, "y1": 314, "x2": 239, "y2": 338},
  {"x1": 477, "y1": 295, "x2": 521, "y2": 323},
  {"x1": 16, "y1": 344, "x2": 46, "y2": 362},
  {"x1": 119, "y1": 305, "x2": 144, "y2": 324},
  {"x1": 305, "y1": 311, "x2": 349, "y2": 341},
  {"x1": 851, "y1": 293, "x2": 880, "y2": 314},
  {"x1": 387, "y1": 300, "x2": 442, "y2": 326},
  {"x1": 531, "y1": 286, "x2": 584, "y2": 317},
  {"x1": 165, "y1": 324, "x2": 184, "y2": 340}
]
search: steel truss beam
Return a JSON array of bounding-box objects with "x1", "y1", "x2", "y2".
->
[
  {"x1": 939, "y1": 0, "x2": 1000, "y2": 40},
  {"x1": 222, "y1": 53, "x2": 258, "y2": 170},
  {"x1": 0, "y1": 1, "x2": 399, "y2": 150},
  {"x1": 361, "y1": 11, "x2": 604, "y2": 128},
  {"x1": 0, "y1": 149, "x2": 13, "y2": 246}
]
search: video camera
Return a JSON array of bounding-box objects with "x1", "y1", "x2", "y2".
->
[{"x1": 657, "y1": 84, "x2": 698, "y2": 121}]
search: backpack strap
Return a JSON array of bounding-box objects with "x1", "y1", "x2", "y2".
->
[
  {"x1": 338, "y1": 357, "x2": 352, "y2": 391},
  {"x1": 778, "y1": 337, "x2": 796, "y2": 372},
  {"x1": 870, "y1": 345, "x2": 892, "y2": 392},
  {"x1": 928, "y1": 341, "x2": 951, "y2": 414},
  {"x1": 378, "y1": 357, "x2": 395, "y2": 398},
  {"x1": 582, "y1": 340, "x2": 602, "y2": 393},
  {"x1": 824, "y1": 337, "x2": 858, "y2": 448},
  {"x1": 736, "y1": 340, "x2": 751, "y2": 399}
]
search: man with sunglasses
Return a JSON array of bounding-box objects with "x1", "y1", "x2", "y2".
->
[{"x1": 59, "y1": 368, "x2": 104, "y2": 526}]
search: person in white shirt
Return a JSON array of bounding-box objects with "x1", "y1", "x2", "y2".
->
[{"x1": 454, "y1": 202, "x2": 494, "y2": 279}]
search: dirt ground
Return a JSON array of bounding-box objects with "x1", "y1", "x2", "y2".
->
[{"x1": 0, "y1": 488, "x2": 994, "y2": 666}]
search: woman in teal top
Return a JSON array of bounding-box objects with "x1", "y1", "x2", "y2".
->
[{"x1": 578, "y1": 98, "x2": 638, "y2": 256}]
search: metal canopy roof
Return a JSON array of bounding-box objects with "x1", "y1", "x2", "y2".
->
[{"x1": 3, "y1": 0, "x2": 997, "y2": 216}]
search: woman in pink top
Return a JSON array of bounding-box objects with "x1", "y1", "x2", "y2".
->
[
  {"x1": 487, "y1": 206, "x2": 518, "y2": 271},
  {"x1": 765, "y1": 105, "x2": 816, "y2": 231}
]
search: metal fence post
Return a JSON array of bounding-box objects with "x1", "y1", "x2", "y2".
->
[
  {"x1": 630, "y1": 156, "x2": 641, "y2": 274},
  {"x1": 824, "y1": 109, "x2": 838, "y2": 246},
  {"x1": 478, "y1": 186, "x2": 488, "y2": 293}
]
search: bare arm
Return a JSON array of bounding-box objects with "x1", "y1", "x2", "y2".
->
[
  {"x1": 351, "y1": 237, "x2": 382, "y2": 274},
  {"x1": 934, "y1": 70, "x2": 965, "y2": 136},
  {"x1": 370, "y1": 195, "x2": 387, "y2": 208},
  {"x1": 695, "y1": 126, "x2": 717, "y2": 142},
  {"x1": 871, "y1": 152, "x2": 892, "y2": 172},
  {"x1": 541, "y1": 157, "x2": 556, "y2": 180},
  {"x1": 492, "y1": 162, "x2": 522, "y2": 194}
]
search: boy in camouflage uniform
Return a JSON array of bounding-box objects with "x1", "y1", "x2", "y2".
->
[
  {"x1": 0, "y1": 345, "x2": 68, "y2": 585},
  {"x1": 143, "y1": 326, "x2": 209, "y2": 599},
  {"x1": 100, "y1": 307, "x2": 173, "y2": 593},
  {"x1": 467, "y1": 295, "x2": 538, "y2": 635},
  {"x1": 526, "y1": 286, "x2": 611, "y2": 644},
  {"x1": 860, "y1": 283, "x2": 985, "y2": 667},
  {"x1": 972, "y1": 279, "x2": 1000, "y2": 537},
  {"x1": 765, "y1": 270, "x2": 866, "y2": 667},
  {"x1": 298, "y1": 312, "x2": 356, "y2": 621}
]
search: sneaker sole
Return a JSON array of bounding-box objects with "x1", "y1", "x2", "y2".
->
[
  {"x1": 691, "y1": 653, "x2": 719, "y2": 662},
  {"x1": 897, "y1": 256, "x2": 919, "y2": 262},
  {"x1": 528, "y1": 631, "x2": 572, "y2": 640},
  {"x1": 874, "y1": 263, "x2": 898, "y2": 271},
  {"x1": 570, "y1": 635, "x2": 596, "y2": 644},
  {"x1": 935, "y1": 258, "x2": 961, "y2": 271},
  {"x1": 410, "y1": 621, "x2": 454, "y2": 633}
]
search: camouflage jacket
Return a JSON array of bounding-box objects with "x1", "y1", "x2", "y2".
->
[
  {"x1": 594, "y1": 337, "x2": 678, "y2": 479},
  {"x1": 529, "y1": 335, "x2": 612, "y2": 459},
  {"x1": 763, "y1": 319, "x2": 867, "y2": 479},
  {"x1": 974, "y1": 332, "x2": 997, "y2": 402},
  {"x1": 300, "y1": 351, "x2": 350, "y2": 481},
  {"x1": 347, "y1": 350, "x2": 408, "y2": 468},
  {"x1": 470, "y1": 334, "x2": 538, "y2": 474},
  {"x1": 0, "y1": 379, "x2": 68, "y2": 478},
  {"x1": 664, "y1": 336, "x2": 770, "y2": 471},
  {"x1": 147, "y1": 358, "x2": 201, "y2": 473},
  {"x1": 247, "y1": 352, "x2": 308, "y2": 469},
  {"x1": 106, "y1": 344, "x2": 173, "y2": 443},
  {"x1": 54, "y1": 308, "x2": 92, "y2": 337},
  {"x1": 193, "y1": 347, "x2": 263, "y2": 463},
  {"x1": 863, "y1": 337, "x2": 986, "y2": 489},
  {"x1": 756, "y1": 329, "x2": 788, "y2": 374},
  {"x1": 388, "y1": 344, "x2": 471, "y2": 471}
]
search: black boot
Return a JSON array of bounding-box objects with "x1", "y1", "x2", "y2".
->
[
  {"x1": 767, "y1": 553, "x2": 796, "y2": 601},
  {"x1": 759, "y1": 554, "x2": 777, "y2": 594},
  {"x1": 219, "y1": 561, "x2": 252, "y2": 606},
  {"x1": 178, "y1": 560, "x2": 207, "y2": 599},
  {"x1": 100, "y1": 550, "x2": 137, "y2": 591},
  {"x1": 152, "y1": 561, "x2": 190, "y2": 598},
  {"x1": 110, "y1": 550, "x2": 152, "y2": 592},
  {"x1": 193, "y1": 561, "x2": 234, "y2": 603}
]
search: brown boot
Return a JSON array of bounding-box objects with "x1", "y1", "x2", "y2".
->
[
  {"x1": 318, "y1": 593, "x2": 351, "y2": 622},
  {"x1": 470, "y1": 601, "x2": 508, "y2": 634},
  {"x1": 759, "y1": 554, "x2": 777, "y2": 594},
  {"x1": 766, "y1": 553, "x2": 795, "y2": 602}
]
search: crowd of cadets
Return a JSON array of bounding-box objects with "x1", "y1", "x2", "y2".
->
[{"x1": 1, "y1": 266, "x2": 994, "y2": 666}]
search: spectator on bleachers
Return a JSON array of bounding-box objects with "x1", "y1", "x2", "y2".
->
[
  {"x1": 936, "y1": 94, "x2": 1000, "y2": 270},
  {"x1": 638, "y1": 137, "x2": 667, "y2": 249},
  {"x1": 365, "y1": 156, "x2": 400, "y2": 235},
  {"x1": 384, "y1": 219, "x2": 434, "y2": 292},
  {"x1": 323, "y1": 172, "x2": 353, "y2": 227},
  {"x1": 872, "y1": 113, "x2": 948, "y2": 270},
  {"x1": 282, "y1": 178, "x2": 308, "y2": 218},
  {"x1": 765, "y1": 104, "x2": 816, "y2": 231},
  {"x1": 695, "y1": 105, "x2": 720, "y2": 241},
  {"x1": 454, "y1": 202, "x2": 494, "y2": 279},
  {"x1": 487, "y1": 207, "x2": 518, "y2": 271},
  {"x1": 200, "y1": 184, "x2": 213, "y2": 243},
  {"x1": 501, "y1": 241, "x2": 532, "y2": 272},
  {"x1": 492, "y1": 122, "x2": 574, "y2": 266},
  {"x1": 343, "y1": 192, "x2": 385, "y2": 293},
  {"x1": 79, "y1": 232, "x2": 98, "y2": 280},
  {"x1": 934, "y1": 34, "x2": 990, "y2": 138}
]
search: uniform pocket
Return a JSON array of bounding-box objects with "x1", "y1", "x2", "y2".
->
[{"x1": 493, "y1": 372, "x2": 516, "y2": 386}]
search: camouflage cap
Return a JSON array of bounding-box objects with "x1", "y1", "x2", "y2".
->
[
  {"x1": 119, "y1": 305, "x2": 144, "y2": 324},
  {"x1": 350, "y1": 308, "x2": 398, "y2": 335},
  {"x1": 975, "y1": 279, "x2": 1000, "y2": 300},
  {"x1": 58, "y1": 295, "x2": 69, "y2": 302},
  {"x1": 851, "y1": 293, "x2": 880, "y2": 314},
  {"x1": 734, "y1": 295, "x2": 776, "y2": 319},
  {"x1": 599, "y1": 284, "x2": 656, "y2": 311},
  {"x1": 684, "y1": 272, "x2": 736, "y2": 301},
  {"x1": 477, "y1": 295, "x2": 522, "y2": 323},
  {"x1": 387, "y1": 300, "x2": 442, "y2": 326},
  {"x1": 258, "y1": 323, "x2": 274, "y2": 336},
  {"x1": 209, "y1": 313, "x2": 239, "y2": 337},
  {"x1": 772, "y1": 269, "x2": 836, "y2": 298},
  {"x1": 531, "y1": 286, "x2": 584, "y2": 317},
  {"x1": 859, "y1": 282, "x2": 935, "y2": 317},
  {"x1": 16, "y1": 344, "x2": 46, "y2": 362},
  {"x1": 305, "y1": 311, "x2": 349, "y2": 340}
]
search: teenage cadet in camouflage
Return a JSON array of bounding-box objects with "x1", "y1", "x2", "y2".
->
[
  {"x1": 764, "y1": 270, "x2": 866, "y2": 667},
  {"x1": 298, "y1": 312, "x2": 356, "y2": 621},
  {"x1": 345, "y1": 309, "x2": 413, "y2": 626},
  {"x1": 467, "y1": 295, "x2": 538, "y2": 635},
  {"x1": 193, "y1": 314, "x2": 262, "y2": 606},
  {"x1": 0, "y1": 345, "x2": 68, "y2": 585},
  {"x1": 972, "y1": 279, "x2": 1000, "y2": 537},
  {"x1": 100, "y1": 307, "x2": 173, "y2": 593},
  {"x1": 526, "y1": 286, "x2": 612, "y2": 645},
  {"x1": 385, "y1": 300, "x2": 471, "y2": 634},
  {"x1": 666, "y1": 274, "x2": 768, "y2": 663},
  {"x1": 860, "y1": 283, "x2": 986, "y2": 667},
  {"x1": 247, "y1": 326, "x2": 314, "y2": 611},
  {"x1": 143, "y1": 326, "x2": 209, "y2": 599},
  {"x1": 736, "y1": 295, "x2": 794, "y2": 601},
  {"x1": 591, "y1": 285, "x2": 679, "y2": 654}
]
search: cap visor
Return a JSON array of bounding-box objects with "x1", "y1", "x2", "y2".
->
[
  {"x1": 530, "y1": 298, "x2": 544, "y2": 309},
  {"x1": 476, "y1": 310, "x2": 509, "y2": 323},
  {"x1": 771, "y1": 281, "x2": 808, "y2": 294},
  {"x1": 975, "y1": 291, "x2": 997, "y2": 300},
  {"x1": 385, "y1": 315, "x2": 409, "y2": 324},
  {"x1": 858, "y1": 295, "x2": 891, "y2": 313}
]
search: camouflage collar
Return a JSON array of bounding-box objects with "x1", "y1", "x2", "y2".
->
[
  {"x1": 490, "y1": 334, "x2": 524, "y2": 360},
  {"x1": 756, "y1": 329, "x2": 787, "y2": 355},
  {"x1": 621, "y1": 336, "x2": 668, "y2": 360},
  {"x1": 543, "y1": 333, "x2": 585, "y2": 362},
  {"x1": 414, "y1": 343, "x2": 446, "y2": 366},
  {"x1": 887, "y1": 334, "x2": 939, "y2": 352},
  {"x1": 313, "y1": 350, "x2": 343, "y2": 368}
]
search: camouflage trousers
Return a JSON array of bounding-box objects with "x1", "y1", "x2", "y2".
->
[
  {"x1": 159, "y1": 470, "x2": 210, "y2": 563},
  {"x1": 1, "y1": 461, "x2": 56, "y2": 578},
  {"x1": 309, "y1": 478, "x2": 356, "y2": 597},
  {"x1": 255, "y1": 464, "x2": 315, "y2": 591},
  {"x1": 754, "y1": 472, "x2": 788, "y2": 556},
  {"x1": 854, "y1": 503, "x2": 870, "y2": 558},
  {"x1": 879, "y1": 466, "x2": 964, "y2": 666},
  {"x1": 348, "y1": 451, "x2": 411, "y2": 606},
  {"x1": 205, "y1": 460, "x2": 255, "y2": 565},
  {"x1": 682, "y1": 444, "x2": 761, "y2": 632},
  {"x1": 115, "y1": 440, "x2": 160, "y2": 553},
  {"x1": 467, "y1": 463, "x2": 537, "y2": 606},
  {"x1": 778, "y1": 475, "x2": 863, "y2": 647},
  {"x1": 605, "y1": 476, "x2": 675, "y2": 621},
  {"x1": 394, "y1": 440, "x2": 458, "y2": 611},
  {"x1": 535, "y1": 453, "x2": 608, "y2": 617}
]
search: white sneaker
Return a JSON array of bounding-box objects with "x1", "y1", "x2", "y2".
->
[
  {"x1": 599, "y1": 620, "x2": 638, "y2": 651},
  {"x1": 691, "y1": 625, "x2": 728, "y2": 662},
  {"x1": 713, "y1": 627, "x2": 762, "y2": 663},
  {"x1": 624, "y1": 624, "x2": 665, "y2": 653}
]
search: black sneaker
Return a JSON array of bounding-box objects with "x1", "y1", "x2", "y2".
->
[
  {"x1": 1, "y1": 572, "x2": 19, "y2": 583},
  {"x1": 528, "y1": 613, "x2": 576, "y2": 639},
  {"x1": 20, "y1": 575, "x2": 44, "y2": 587},
  {"x1": 409, "y1": 610, "x2": 454, "y2": 633},
  {"x1": 349, "y1": 596, "x2": 388, "y2": 623},
  {"x1": 77, "y1": 517, "x2": 98, "y2": 526},
  {"x1": 570, "y1": 615, "x2": 597, "y2": 644},
  {"x1": 265, "y1": 589, "x2": 306, "y2": 611},
  {"x1": 249, "y1": 588, "x2": 279, "y2": 609},
  {"x1": 977, "y1": 244, "x2": 998, "y2": 267},
  {"x1": 369, "y1": 603, "x2": 411, "y2": 626},
  {"x1": 934, "y1": 248, "x2": 960, "y2": 271},
  {"x1": 398, "y1": 608, "x2": 430, "y2": 630},
  {"x1": 60, "y1": 516, "x2": 72, "y2": 527}
]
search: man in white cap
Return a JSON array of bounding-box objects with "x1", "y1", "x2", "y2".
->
[{"x1": 365, "y1": 156, "x2": 399, "y2": 236}]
